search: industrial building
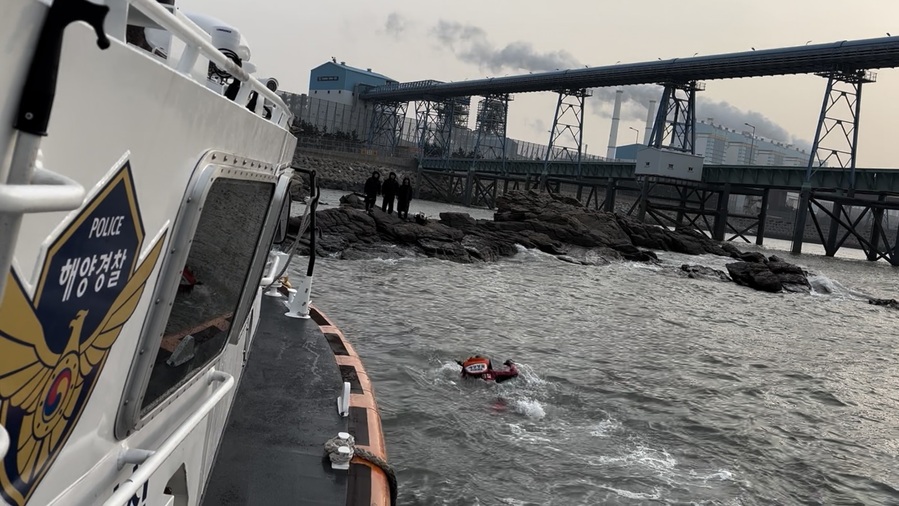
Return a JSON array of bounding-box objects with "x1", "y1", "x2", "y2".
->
[{"x1": 308, "y1": 60, "x2": 397, "y2": 106}]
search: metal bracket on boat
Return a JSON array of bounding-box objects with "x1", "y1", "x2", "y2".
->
[
  {"x1": 284, "y1": 274, "x2": 313, "y2": 319},
  {"x1": 337, "y1": 381, "x2": 351, "y2": 417},
  {"x1": 0, "y1": 165, "x2": 84, "y2": 213},
  {"x1": 0, "y1": 159, "x2": 85, "y2": 304},
  {"x1": 116, "y1": 448, "x2": 155, "y2": 471},
  {"x1": 261, "y1": 251, "x2": 290, "y2": 296}
]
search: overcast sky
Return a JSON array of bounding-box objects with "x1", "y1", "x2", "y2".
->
[{"x1": 181, "y1": 0, "x2": 899, "y2": 167}]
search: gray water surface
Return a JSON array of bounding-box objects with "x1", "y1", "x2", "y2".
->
[{"x1": 299, "y1": 191, "x2": 899, "y2": 505}]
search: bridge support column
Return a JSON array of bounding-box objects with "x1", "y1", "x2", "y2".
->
[
  {"x1": 825, "y1": 198, "x2": 844, "y2": 256},
  {"x1": 367, "y1": 101, "x2": 407, "y2": 155},
  {"x1": 648, "y1": 81, "x2": 704, "y2": 153},
  {"x1": 542, "y1": 88, "x2": 590, "y2": 191},
  {"x1": 867, "y1": 196, "x2": 886, "y2": 261},
  {"x1": 675, "y1": 187, "x2": 688, "y2": 226},
  {"x1": 791, "y1": 184, "x2": 812, "y2": 255},
  {"x1": 604, "y1": 178, "x2": 617, "y2": 213},
  {"x1": 638, "y1": 178, "x2": 650, "y2": 221},
  {"x1": 756, "y1": 188, "x2": 769, "y2": 246},
  {"x1": 797, "y1": 69, "x2": 872, "y2": 254},
  {"x1": 471, "y1": 94, "x2": 512, "y2": 169},
  {"x1": 713, "y1": 184, "x2": 731, "y2": 241}
]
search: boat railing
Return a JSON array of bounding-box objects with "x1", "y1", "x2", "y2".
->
[
  {"x1": 129, "y1": 0, "x2": 293, "y2": 129},
  {"x1": 102, "y1": 369, "x2": 234, "y2": 506}
]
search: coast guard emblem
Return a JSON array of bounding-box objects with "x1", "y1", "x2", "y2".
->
[{"x1": 0, "y1": 160, "x2": 166, "y2": 505}]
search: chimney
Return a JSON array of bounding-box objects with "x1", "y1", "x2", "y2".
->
[
  {"x1": 606, "y1": 89, "x2": 623, "y2": 159},
  {"x1": 643, "y1": 99, "x2": 656, "y2": 145}
]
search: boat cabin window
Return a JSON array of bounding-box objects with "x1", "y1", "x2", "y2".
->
[{"x1": 140, "y1": 177, "x2": 274, "y2": 412}]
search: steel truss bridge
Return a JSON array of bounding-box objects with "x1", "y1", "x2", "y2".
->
[{"x1": 352, "y1": 36, "x2": 899, "y2": 264}]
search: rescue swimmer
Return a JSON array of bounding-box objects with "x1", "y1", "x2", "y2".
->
[{"x1": 457, "y1": 355, "x2": 519, "y2": 383}]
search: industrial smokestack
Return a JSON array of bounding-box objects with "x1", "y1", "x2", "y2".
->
[
  {"x1": 606, "y1": 89, "x2": 623, "y2": 159},
  {"x1": 643, "y1": 100, "x2": 656, "y2": 145}
]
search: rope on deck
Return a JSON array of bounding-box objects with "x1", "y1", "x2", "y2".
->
[
  {"x1": 354, "y1": 447, "x2": 398, "y2": 506},
  {"x1": 324, "y1": 434, "x2": 398, "y2": 506}
]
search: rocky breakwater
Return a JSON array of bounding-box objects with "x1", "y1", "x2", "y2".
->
[{"x1": 291, "y1": 190, "x2": 813, "y2": 294}]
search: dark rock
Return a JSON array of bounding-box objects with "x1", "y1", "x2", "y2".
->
[
  {"x1": 339, "y1": 193, "x2": 365, "y2": 209},
  {"x1": 308, "y1": 189, "x2": 793, "y2": 273},
  {"x1": 519, "y1": 230, "x2": 567, "y2": 255},
  {"x1": 611, "y1": 243, "x2": 658, "y2": 262},
  {"x1": 439, "y1": 212, "x2": 477, "y2": 230},
  {"x1": 340, "y1": 243, "x2": 411, "y2": 261},
  {"x1": 767, "y1": 261, "x2": 805, "y2": 276},
  {"x1": 868, "y1": 298, "x2": 899, "y2": 309},
  {"x1": 721, "y1": 243, "x2": 743, "y2": 258},
  {"x1": 725, "y1": 259, "x2": 810, "y2": 293},
  {"x1": 726, "y1": 262, "x2": 783, "y2": 293},
  {"x1": 734, "y1": 251, "x2": 768, "y2": 263},
  {"x1": 769, "y1": 255, "x2": 786, "y2": 263},
  {"x1": 418, "y1": 238, "x2": 471, "y2": 262},
  {"x1": 681, "y1": 264, "x2": 731, "y2": 282}
]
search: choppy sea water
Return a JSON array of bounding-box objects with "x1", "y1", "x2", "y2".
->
[{"x1": 298, "y1": 190, "x2": 899, "y2": 505}]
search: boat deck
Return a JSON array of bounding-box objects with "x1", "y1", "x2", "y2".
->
[{"x1": 202, "y1": 294, "x2": 350, "y2": 505}]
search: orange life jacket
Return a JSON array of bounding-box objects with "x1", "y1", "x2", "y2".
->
[{"x1": 462, "y1": 357, "x2": 490, "y2": 375}]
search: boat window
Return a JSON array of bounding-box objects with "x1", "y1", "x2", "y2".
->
[{"x1": 140, "y1": 177, "x2": 274, "y2": 413}]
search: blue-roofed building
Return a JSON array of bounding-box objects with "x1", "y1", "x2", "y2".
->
[
  {"x1": 309, "y1": 61, "x2": 397, "y2": 106},
  {"x1": 614, "y1": 143, "x2": 643, "y2": 161}
]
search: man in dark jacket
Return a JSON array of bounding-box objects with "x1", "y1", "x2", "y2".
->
[
  {"x1": 397, "y1": 177, "x2": 413, "y2": 219},
  {"x1": 363, "y1": 171, "x2": 381, "y2": 212},
  {"x1": 380, "y1": 172, "x2": 400, "y2": 214}
]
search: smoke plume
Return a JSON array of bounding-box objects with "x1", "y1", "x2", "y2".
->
[
  {"x1": 433, "y1": 20, "x2": 578, "y2": 73},
  {"x1": 384, "y1": 13, "x2": 408, "y2": 39}
]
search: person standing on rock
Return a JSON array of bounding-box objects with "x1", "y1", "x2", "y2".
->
[
  {"x1": 397, "y1": 177, "x2": 413, "y2": 219},
  {"x1": 363, "y1": 170, "x2": 381, "y2": 212},
  {"x1": 381, "y1": 172, "x2": 400, "y2": 214}
]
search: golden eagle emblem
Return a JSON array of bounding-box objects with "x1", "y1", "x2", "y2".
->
[{"x1": 0, "y1": 161, "x2": 166, "y2": 505}]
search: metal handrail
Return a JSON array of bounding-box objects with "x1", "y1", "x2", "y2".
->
[
  {"x1": 0, "y1": 166, "x2": 85, "y2": 213},
  {"x1": 129, "y1": 0, "x2": 292, "y2": 127},
  {"x1": 102, "y1": 370, "x2": 234, "y2": 506}
]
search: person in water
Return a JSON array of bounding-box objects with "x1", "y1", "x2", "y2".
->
[{"x1": 457, "y1": 356, "x2": 519, "y2": 383}]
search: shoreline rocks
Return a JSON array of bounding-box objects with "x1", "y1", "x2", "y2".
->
[{"x1": 290, "y1": 189, "x2": 820, "y2": 294}]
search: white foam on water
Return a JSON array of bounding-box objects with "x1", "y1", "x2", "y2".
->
[
  {"x1": 625, "y1": 261, "x2": 662, "y2": 272},
  {"x1": 587, "y1": 445, "x2": 677, "y2": 472},
  {"x1": 701, "y1": 469, "x2": 735, "y2": 482},
  {"x1": 589, "y1": 418, "x2": 621, "y2": 438},
  {"x1": 515, "y1": 365, "x2": 547, "y2": 386},
  {"x1": 507, "y1": 422, "x2": 553, "y2": 444},
  {"x1": 807, "y1": 273, "x2": 870, "y2": 300},
  {"x1": 597, "y1": 484, "x2": 662, "y2": 500},
  {"x1": 512, "y1": 398, "x2": 546, "y2": 419}
]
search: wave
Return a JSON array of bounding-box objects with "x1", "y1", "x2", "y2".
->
[{"x1": 807, "y1": 273, "x2": 871, "y2": 299}]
